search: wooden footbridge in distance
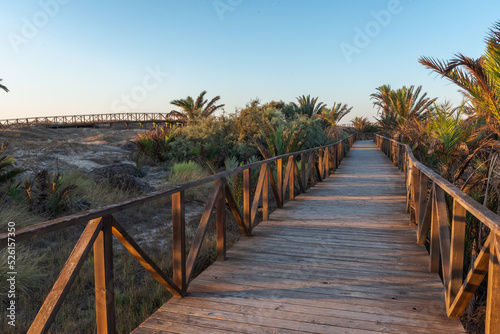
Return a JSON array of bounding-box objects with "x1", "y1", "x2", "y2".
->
[
  {"x1": 0, "y1": 112, "x2": 186, "y2": 128},
  {"x1": 2, "y1": 135, "x2": 500, "y2": 333}
]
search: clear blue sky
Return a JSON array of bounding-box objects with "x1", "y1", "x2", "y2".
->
[{"x1": 1, "y1": 0, "x2": 499, "y2": 122}]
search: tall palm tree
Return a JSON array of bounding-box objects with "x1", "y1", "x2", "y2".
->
[
  {"x1": 293, "y1": 95, "x2": 326, "y2": 117},
  {"x1": 316, "y1": 102, "x2": 352, "y2": 139},
  {"x1": 419, "y1": 21, "x2": 500, "y2": 135},
  {"x1": 0, "y1": 79, "x2": 9, "y2": 93},
  {"x1": 170, "y1": 90, "x2": 224, "y2": 123}
]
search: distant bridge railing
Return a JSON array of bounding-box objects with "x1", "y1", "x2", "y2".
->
[
  {"x1": 0, "y1": 135, "x2": 355, "y2": 333},
  {"x1": 0, "y1": 112, "x2": 186, "y2": 128},
  {"x1": 375, "y1": 134, "x2": 500, "y2": 333}
]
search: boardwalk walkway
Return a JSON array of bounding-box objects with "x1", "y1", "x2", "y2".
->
[{"x1": 133, "y1": 141, "x2": 465, "y2": 334}]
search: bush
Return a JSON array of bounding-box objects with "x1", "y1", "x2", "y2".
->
[{"x1": 168, "y1": 161, "x2": 211, "y2": 201}]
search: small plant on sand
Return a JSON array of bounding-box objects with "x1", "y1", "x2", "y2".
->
[
  {"x1": 136, "y1": 126, "x2": 179, "y2": 162},
  {"x1": 0, "y1": 143, "x2": 24, "y2": 186},
  {"x1": 24, "y1": 170, "x2": 76, "y2": 217}
]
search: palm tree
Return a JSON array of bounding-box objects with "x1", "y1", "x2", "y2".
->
[
  {"x1": 351, "y1": 116, "x2": 377, "y2": 133},
  {"x1": 419, "y1": 21, "x2": 500, "y2": 136},
  {"x1": 170, "y1": 90, "x2": 224, "y2": 124},
  {"x1": 316, "y1": 102, "x2": 352, "y2": 139},
  {"x1": 427, "y1": 101, "x2": 472, "y2": 180},
  {"x1": 0, "y1": 79, "x2": 9, "y2": 93},
  {"x1": 371, "y1": 85, "x2": 436, "y2": 135},
  {"x1": 293, "y1": 95, "x2": 326, "y2": 117}
]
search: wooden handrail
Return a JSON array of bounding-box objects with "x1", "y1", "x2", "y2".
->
[
  {"x1": 0, "y1": 112, "x2": 186, "y2": 128},
  {"x1": 3, "y1": 134, "x2": 355, "y2": 334},
  {"x1": 375, "y1": 134, "x2": 500, "y2": 333}
]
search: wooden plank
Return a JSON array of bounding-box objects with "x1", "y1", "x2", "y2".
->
[
  {"x1": 186, "y1": 181, "x2": 221, "y2": 283},
  {"x1": 282, "y1": 156, "x2": 294, "y2": 201},
  {"x1": 406, "y1": 160, "x2": 412, "y2": 213},
  {"x1": 429, "y1": 186, "x2": 440, "y2": 273},
  {"x1": 411, "y1": 167, "x2": 420, "y2": 225},
  {"x1": 28, "y1": 218, "x2": 104, "y2": 334},
  {"x1": 183, "y1": 289, "x2": 461, "y2": 328},
  {"x1": 318, "y1": 148, "x2": 324, "y2": 179},
  {"x1": 223, "y1": 179, "x2": 250, "y2": 236},
  {"x1": 159, "y1": 303, "x2": 383, "y2": 334},
  {"x1": 323, "y1": 146, "x2": 329, "y2": 178},
  {"x1": 172, "y1": 191, "x2": 186, "y2": 293},
  {"x1": 305, "y1": 152, "x2": 313, "y2": 189},
  {"x1": 448, "y1": 200, "x2": 466, "y2": 304},
  {"x1": 268, "y1": 165, "x2": 282, "y2": 208},
  {"x1": 486, "y1": 234, "x2": 500, "y2": 334},
  {"x1": 417, "y1": 184, "x2": 433, "y2": 245},
  {"x1": 163, "y1": 297, "x2": 455, "y2": 334},
  {"x1": 216, "y1": 182, "x2": 226, "y2": 261},
  {"x1": 262, "y1": 167, "x2": 269, "y2": 221},
  {"x1": 447, "y1": 233, "x2": 492, "y2": 317},
  {"x1": 94, "y1": 215, "x2": 115, "y2": 333},
  {"x1": 277, "y1": 158, "x2": 283, "y2": 207},
  {"x1": 300, "y1": 152, "x2": 306, "y2": 191},
  {"x1": 243, "y1": 169, "x2": 251, "y2": 231},
  {"x1": 250, "y1": 164, "x2": 267, "y2": 227},
  {"x1": 293, "y1": 160, "x2": 304, "y2": 193},
  {"x1": 418, "y1": 172, "x2": 429, "y2": 229},
  {"x1": 112, "y1": 219, "x2": 182, "y2": 296},
  {"x1": 436, "y1": 185, "x2": 452, "y2": 301}
]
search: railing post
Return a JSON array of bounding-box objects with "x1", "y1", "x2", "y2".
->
[
  {"x1": 94, "y1": 215, "x2": 116, "y2": 333},
  {"x1": 318, "y1": 149, "x2": 324, "y2": 179},
  {"x1": 216, "y1": 181, "x2": 226, "y2": 261},
  {"x1": 277, "y1": 158, "x2": 283, "y2": 206},
  {"x1": 448, "y1": 201, "x2": 466, "y2": 303},
  {"x1": 486, "y1": 235, "x2": 500, "y2": 334},
  {"x1": 429, "y1": 185, "x2": 440, "y2": 273},
  {"x1": 301, "y1": 153, "x2": 306, "y2": 190},
  {"x1": 417, "y1": 172, "x2": 428, "y2": 228},
  {"x1": 289, "y1": 158, "x2": 295, "y2": 200},
  {"x1": 172, "y1": 191, "x2": 186, "y2": 294},
  {"x1": 243, "y1": 169, "x2": 251, "y2": 231},
  {"x1": 329, "y1": 146, "x2": 335, "y2": 174},
  {"x1": 263, "y1": 166, "x2": 269, "y2": 220},
  {"x1": 411, "y1": 167, "x2": 420, "y2": 225}
]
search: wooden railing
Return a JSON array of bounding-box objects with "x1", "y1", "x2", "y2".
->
[
  {"x1": 375, "y1": 134, "x2": 500, "y2": 333},
  {"x1": 0, "y1": 112, "x2": 186, "y2": 128},
  {"x1": 0, "y1": 135, "x2": 355, "y2": 334}
]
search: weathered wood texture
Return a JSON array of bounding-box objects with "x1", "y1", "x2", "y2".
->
[
  {"x1": 134, "y1": 141, "x2": 464, "y2": 334},
  {"x1": 376, "y1": 134, "x2": 500, "y2": 333}
]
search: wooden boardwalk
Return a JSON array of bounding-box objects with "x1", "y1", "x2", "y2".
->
[{"x1": 133, "y1": 141, "x2": 465, "y2": 334}]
